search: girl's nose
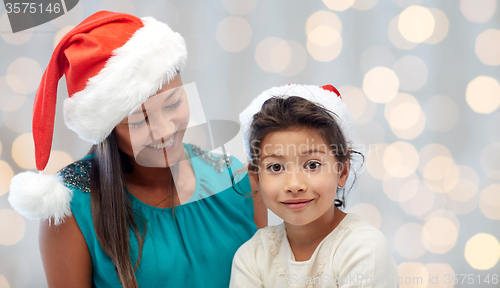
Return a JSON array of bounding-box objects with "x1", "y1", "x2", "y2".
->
[{"x1": 284, "y1": 169, "x2": 307, "y2": 193}]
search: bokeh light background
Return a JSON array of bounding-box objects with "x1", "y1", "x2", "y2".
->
[{"x1": 1, "y1": 0, "x2": 500, "y2": 287}]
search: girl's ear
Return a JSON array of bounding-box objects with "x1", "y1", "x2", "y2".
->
[
  {"x1": 337, "y1": 160, "x2": 350, "y2": 188},
  {"x1": 247, "y1": 162, "x2": 261, "y2": 192}
]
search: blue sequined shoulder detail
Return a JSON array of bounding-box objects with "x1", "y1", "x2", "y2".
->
[
  {"x1": 188, "y1": 144, "x2": 233, "y2": 172},
  {"x1": 58, "y1": 160, "x2": 93, "y2": 193}
]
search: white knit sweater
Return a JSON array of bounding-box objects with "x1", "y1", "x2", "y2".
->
[{"x1": 230, "y1": 213, "x2": 399, "y2": 288}]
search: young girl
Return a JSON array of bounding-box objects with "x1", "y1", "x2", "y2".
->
[{"x1": 230, "y1": 84, "x2": 398, "y2": 287}]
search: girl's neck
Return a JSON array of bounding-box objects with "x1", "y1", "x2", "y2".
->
[{"x1": 284, "y1": 206, "x2": 346, "y2": 261}]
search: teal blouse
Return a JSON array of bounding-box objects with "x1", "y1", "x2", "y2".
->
[{"x1": 62, "y1": 143, "x2": 257, "y2": 287}]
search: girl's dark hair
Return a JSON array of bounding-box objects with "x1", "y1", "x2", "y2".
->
[
  {"x1": 88, "y1": 131, "x2": 146, "y2": 288},
  {"x1": 247, "y1": 96, "x2": 363, "y2": 208}
]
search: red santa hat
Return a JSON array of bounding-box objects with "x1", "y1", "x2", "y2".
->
[
  {"x1": 239, "y1": 84, "x2": 355, "y2": 159},
  {"x1": 8, "y1": 11, "x2": 187, "y2": 225}
]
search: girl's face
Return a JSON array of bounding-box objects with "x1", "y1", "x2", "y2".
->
[
  {"x1": 254, "y1": 127, "x2": 349, "y2": 226},
  {"x1": 114, "y1": 75, "x2": 190, "y2": 168}
]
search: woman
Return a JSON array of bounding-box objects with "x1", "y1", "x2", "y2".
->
[{"x1": 9, "y1": 11, "x2": 267, "y2": 288}]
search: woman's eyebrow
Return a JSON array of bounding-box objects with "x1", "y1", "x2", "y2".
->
[{"x1": 131, "y1": 87, "x2": 181, "y2": 115}]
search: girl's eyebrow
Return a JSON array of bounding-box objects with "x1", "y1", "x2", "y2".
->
[
  {"x1": 261, "y1": 154, "x2": 284, "y2": 161},
  {"x1": 299, "y1": 149, "x2": 326, "y2": 155},
  {"x1": 131, "y1": 87, "x2": 181, "y2": 115}
]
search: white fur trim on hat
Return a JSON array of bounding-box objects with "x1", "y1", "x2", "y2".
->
[
  {"x1": 239, "y1": 84, "x2": 355, "y2": 159},
  {"x1": 63, "y1": 16, "x2": 188, "y2": 144},
  {"x1": 8, "y1": 171, "x2": 72, "y2": 226}
]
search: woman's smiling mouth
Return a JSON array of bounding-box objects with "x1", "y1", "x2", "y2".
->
[{"x1": 145, "y1": 131, "x2": 177, "y2": 152}]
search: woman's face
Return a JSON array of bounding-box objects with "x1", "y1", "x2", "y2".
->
[{"x1": 115, "y1": 75, "x2": 190, "y2": 168}]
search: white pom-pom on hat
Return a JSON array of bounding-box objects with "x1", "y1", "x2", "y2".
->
[
  {"x1": 8, "y1": 171, "x2": 72, "y2": 226},
  {"x1": 239, "y1": 84, "x2": 355, "y2": 159}
]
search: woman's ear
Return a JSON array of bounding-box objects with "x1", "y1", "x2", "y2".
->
[{"x1": 337, "y1": 160, "x2": 350, "y2": 188}]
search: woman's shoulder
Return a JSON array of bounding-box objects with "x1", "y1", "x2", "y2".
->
[
  {"x1": 185, "y1": 143, "x2": 241, "y2": 172},
  {"x1": 58, "y1": 155, "x2": 94, "y2": 194}
]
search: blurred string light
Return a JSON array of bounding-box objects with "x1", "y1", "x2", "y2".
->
[
  {"x1": 322, "y1": 0, "x2": 355, "y2": 11},
  {"x1": 399, "y1": 182, "x2": 435, "y2": 217},
  {"x1": 351, "y1": 0, "x2": 378, "y2": 11},
  {"x1": 466, "y1": 76, "x2": 500, "y2": 114},
  {"x1": 255, "y1": 37, "x2": 307, "y2": 76},
  {"x1": 3, "y1": 96, "x2": 33, "y2": 133},
  {"x1": 479, "y1": 184, "x2": 500, "y2": 220},
  {"x1": 363, "y1": 67, "x2": 399, "y2": 103},
  {"x1": 383, "y1": 172, "x2": 419, "y2": 202},
  {"x1": 216, "y1": 16, "x2": 252, "y2": 52},
  {"x1": 465, "y1": 233, "x2": 500, "y2": 270},
  {"x1": 425, "y1": 8, "x2": 449, "y2": 44},
  {"x1": 306, "y1": 10, "x2": 343, "y2": 62},
  {"x1": 0, "y1": 209, "x2": 25, "y2": 246},
  {"x1": 383, "y1": 141, "x2": 419, "y2": 178},
  {"x1": 0, "y1": 161, "x2": 14, "y2": 196},
  {"x1": 389, "y1": 6, "x2": 448, "y2": 49},
  {"x1": 2, "y1": 95, "x2": 26, "y2": 112},
  {"x1": 425, "y1": 263, "x2": 455, "y2": 288},
  {"x1": 388, "y1": 15, "x2": 419, "y2": 50},
  {"x1": 398, "y1": 5, "x2": 435, "y2": 43},
  {"x1": 422, "y1": 216, "x2": 458, "y2": 254},
  {"x1": 366, "y1": 143, "x2": 389, "y2": 180},
  {"x1": 12, "y1": 133, "x2": 35, "y2": 170},
  {"x1": 348, "y1": 203, "x2": 381, "y2": 229},
  {"x1": 384, "y1": 93, "x2": 426, "y2": 139},
  {"x1": 475, "y1": 29, "x2": 500, "y2": 66},
  {"x1": 398, "y1": 263, "x2": 428, "y2": 286},
  {"x1": 6, "y1": 58, "x2": 42, "y2": 95},
  {"x1": 340, "y1": 85, "x2": 377, "y2": 125},
  {"x1": 460, "y1": 0, "x2": 497, "y2": 23},
  {"x1": 221, "y1": 0, "x2": 258, "y2": 15}
]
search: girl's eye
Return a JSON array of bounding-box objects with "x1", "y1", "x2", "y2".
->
[
  {"x1": 164, "y1": 99, "x2": 182, "y2": 110},
  {"x1": 305, "y1": 161, "x2": 321, "y2": 170},
  {"x1": 267, "y1": 163, "x2": 283, "y2": 172},
  {"x1": 128, "y1": 118, "x2": 147, "y2": 128}
]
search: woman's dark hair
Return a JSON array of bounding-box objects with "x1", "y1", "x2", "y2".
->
[
  {"x1": 87, "y1": 131, "x2": 146, "y2": 288},
  {"x1": 247, "y1": 96, "x2": 363, "y2": 209}
]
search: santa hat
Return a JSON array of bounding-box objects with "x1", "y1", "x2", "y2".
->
[
  {"x1": 239, "y1": 84, "x2": 355, "y2": 159},
  {"x1": 8, "y1": 11, "x2": 187, "y2": 225}
]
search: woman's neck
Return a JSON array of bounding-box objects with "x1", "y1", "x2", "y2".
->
[
  {"x1": 124, "y1": 149, "x2": 196, "y2": 207},
  {"x1": 284, "y1": 206, "x2": 346, "y2": 261}
]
